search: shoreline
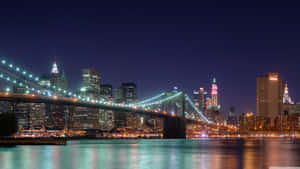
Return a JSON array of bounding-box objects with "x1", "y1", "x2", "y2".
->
[{"x1": 0, "y1": 137, "x2": 67, "y2": 146}]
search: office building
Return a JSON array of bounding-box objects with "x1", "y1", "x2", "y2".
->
[
  {"x1": 114, "y1": 87, "x2": 123, "y2": 103},
  {"x1": 75, "y1": 68, "x2": 101, "y2": 130},
  {"x1": 199, "y1": 88, "x2": 206, "y2": 111},
  {"x1": 193, "y1": 88, "x2": 206, "y2": 112},
  {"x1": 206, "y1": 97, "x2": 212, "y2": 110},
  {"x1": 257, "y1": 73, "x2": 283, "y2": 124},
  {"x1": 100, "y1": 84, "x2": 113, "y2": 99},
  {"x1": 72, "y1": 107, "x2": 99, "y2": 130},
  {"x1": 121, "y1": 83, "x2": 137, "y2": 103},
  {"x1": 50, "y1": 61, "x2": 68, "y2": 93},
  {"x1": 227, "y1": 107, "x2": 238, "y2": 126},
  {"x1": 14, "y1": 103, "x2": 46, "y2": 129},
  {"x1": 60, "y1": 70, "x2": 68, "y2": 90},
  {"x1": 211, "y1": 78, "x2": 219, "y2": 109},
  {"x1": 114, "y1": 83, "x2": 137, "y2": 103},
  {"x1": 50, "y1": 61, "x2": 60, "y2": 89},
  {"x1": 193, "y1": 90, "x2": 201, "y2": 109},
  {"x1": 98, "y1": 109, "x2": 115, "y2": 131},
  {"x1": 81, "y1": 68, "x2": 101, "y2": 99}
]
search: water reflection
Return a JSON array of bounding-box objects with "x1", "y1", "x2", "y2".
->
[{"x1": 0, "y1": 139, "x2": 300, "y2": 169}]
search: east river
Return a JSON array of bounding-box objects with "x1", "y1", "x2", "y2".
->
[{"x1": 0, "y1": 138, "x2": 300, "y2": 169}]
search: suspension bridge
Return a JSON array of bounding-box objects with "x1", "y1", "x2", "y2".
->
[{"x1": 0, "y1": 57, "x2": 237, "y2": 138}]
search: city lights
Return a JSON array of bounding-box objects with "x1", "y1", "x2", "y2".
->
[{"x1": 0, "y1": 56, "x2": 240, "y2": 142}]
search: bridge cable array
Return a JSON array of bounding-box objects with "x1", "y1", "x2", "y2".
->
[{"x1": 0, "y1": 57, "x2": 213, "y2": 123}]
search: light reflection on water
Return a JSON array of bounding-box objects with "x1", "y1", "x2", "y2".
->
[{"x1": 0, "y1": 138, "x2": 300, "y2": 169}]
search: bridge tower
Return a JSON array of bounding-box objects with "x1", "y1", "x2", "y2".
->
[{"x1": 163, "y1": 92, "x2": 186, "y2": 139}]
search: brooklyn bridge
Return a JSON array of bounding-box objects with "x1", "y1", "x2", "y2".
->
[{"x1": 0, "y1": 57, "x2": 237, "y2": 138}]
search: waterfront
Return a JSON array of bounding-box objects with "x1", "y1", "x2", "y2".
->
[{"x1": 0, "y1": 138, "x2": 299, "y2": 169}]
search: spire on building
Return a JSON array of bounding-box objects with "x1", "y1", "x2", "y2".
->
[
  {"x1": 211, "y1": 77, "x2": 219, "y2": 109},
  {"x1": 211, "y1": 77, "x2": 218, "y2": 95},
  {"x1": 61, "y1": 69, "x2": 67, "y2": 80},
  {"x1": 283, "y1": 82, "x2": 293, "y2": 104},
  {"x1": 51, "y1": 61, "x2": 59, "y2": 74}
]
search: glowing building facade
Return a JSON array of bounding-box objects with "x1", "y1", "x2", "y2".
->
[
  {"x1": 206, "y1": 97, "x2": 212, "y2": 110},
  {"x1": 283, "y1": 82, "x2": 293, "y2": 104},
  {"x1": 50, "y1": 61, "x2": 60, "y2": 89},
  {"x1": 257, "y1": 73, "x2": 283, "y2": 123},
  {"x1": 211, "y1": 78, "x2": 219, "y2": 109},
  {"x1": 193, "y1": 88, "x2": 206, "y2": 112},
  {"x1": 50, "y1": 61, "x2": 68, "y2": 91},
  {"x1": 81, "y1": 68, "x2": 101, "y2": 99}
]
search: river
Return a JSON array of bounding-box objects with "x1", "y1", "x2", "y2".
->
[{"x1": 0, "y1": 138, "x2": 300, "y2": 169}]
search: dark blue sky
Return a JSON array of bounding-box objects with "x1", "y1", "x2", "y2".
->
[{"x1": 1, "y1": 1, "x2": 300, "y2": 115}]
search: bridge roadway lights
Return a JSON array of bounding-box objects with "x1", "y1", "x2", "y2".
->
[{"x1": 163, "y1": 115, "x2": 186, "y2": 139}]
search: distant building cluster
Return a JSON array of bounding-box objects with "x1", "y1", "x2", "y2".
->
[
  {"x1": 0, "y1": 60, "x2": 163, "y2": 135},
  {"x1": 240, "y1": 72, "x2": 300, "y2": 132},
  {"x1": 193, "y1": 78, "x2": 223, "y2": 124}
]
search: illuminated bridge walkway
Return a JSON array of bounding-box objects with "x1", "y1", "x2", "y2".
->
[{"x1": 0, "y1": 57, "x2": 236, "y2": 138}]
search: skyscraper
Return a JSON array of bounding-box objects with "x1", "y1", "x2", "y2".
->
[
  {"x1": 193, "y1": 90, "x2": 200, "y2": 108},
  {"x1": 257, "y1": 73, "x2": 283, "y2": 123},
  {"x1": 206, "y1": 97, "x2": 212, "y2": 110},
  {"x1": 81, "y1": 68, "x2": 101, "y2": 99},
  {"x1": 48, "y1": 60, "x2": 69, "y2": 129},
  {"x1": 60, "y1": 70, "x2": 68, "y2": 90},
  {"x1": 50, "y1": 61, "x2": 60, "y2": 88},
  {"x1": 50, "y1": 61, "x2": 68, "y2": 91},
  {"x1": 100, "y1": 84, "x2": 113, "y2": 99},
  {"x1": 115, "y1": 83, "x2": 137, "y2": 103},
  {"x1": 193, "y1": 88, "x2": 206, "y2": 111},
  {"x1": 114, "y1": 87, "x2": 123, "y2": 103},
  {"x1": 199, "y1": 88, "x2": 206, "y2": 111},
  {"x1": 211, "y1": 78, "x2": 219, "y2": 109},
  {"x1": 283, "y1": 82, "x2": 293, "y2": 104}
]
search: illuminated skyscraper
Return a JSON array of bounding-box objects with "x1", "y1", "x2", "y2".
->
[
  {"x1": 283, "y1": 82, "x2": 293, "y2": 104},
  {"x1": 211, "y1": 78, "x2": 219, "y2": 109},
  {"x1": 193, "y1": 88, "x2": 206, "y2": 111},
  {"x1": 48, "y1": 61, "x2": 69, "y2": 129},
  {"x1": 257, "y1": 73, "x2": 283, "y2": 124},
  {"x1": 206, "y1": 97, "x2": 212, "y2": 110},
  {"x1": 115, "y1": 83, "x2": 137, "y2": 103},
  {"x1": 122, "y1": 83, "x2": 137, "y2": 103},
  {"x1": 199, "y1": 88, "x2": 206, "y2": 111},
  {"x1": 51, "y1": 61, "x2": 59, "y2": 74},
  {"x1": 50, "y1": 61, "x2": 60, "y2": 88},
  {"x1": 50, "y1": 61, "x2": 68, "y2": 91},
  {"x1": 193, "y1": 90, "x2": 200, "y2": 108},
  {"x1": 81, "y1": 68, "x2": 101, "y2": 99}
]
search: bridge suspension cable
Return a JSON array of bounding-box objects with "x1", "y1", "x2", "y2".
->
[
  {"x1": 141, "y1": 92, "x2": 183, "y2": 107},
  {"x1": 0, "y1": 57, "x2": 216, "y2": 124},
  {"x1": 185, "y1": 94, "x2": 212, "y2": 123},
  {"x1": 136, "y1": 92, "x2": 165, "y2": 105},
  {"x1": 0, "y1": 57, "x2": 99, "y2": 102},
  {"x1": 0, "y1": 58, "x2": 185, "y2": 113},
  {"x1": 0, "y1": 66, "x2": 51, "y2": 94}
]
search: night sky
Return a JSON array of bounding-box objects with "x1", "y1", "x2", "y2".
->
[{"x1": 1, "y1": 1, "x2": 300, "y2": 116}]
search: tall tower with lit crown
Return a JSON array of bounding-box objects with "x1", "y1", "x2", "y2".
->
[
  {"x1": 211, "y1": 77, "x2": 219, "y2": 109},
  {"x1": 50, "y1": 61, "x2": 60, "y2": 89},
  {"x1": 283, "y1": 82, "x2": 293, "y2": 104},
  {"x1": 51, "y1": 61, "x2": 59, "y2": 74}
]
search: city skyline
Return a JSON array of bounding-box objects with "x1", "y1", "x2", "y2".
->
[
  {"x1": 1, "y1": 2, "x2": 300, "y2": 115},
  {"x1": 2, "y1": 3, "x2": 300, "y2": 169}
]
